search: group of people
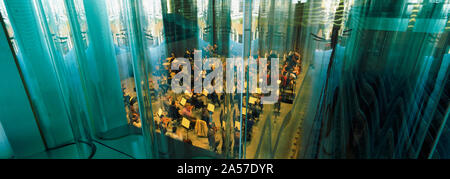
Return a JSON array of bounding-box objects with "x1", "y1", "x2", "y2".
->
[
  {"x1": 120, "y1": 45, "x2": 303, "y2": 157},
  {"x1": 281, "y1": 51, "x2": 302, "y2": 92},
  {"x1": 122, "y1": 86, "x2": 141, "y2": 127}
]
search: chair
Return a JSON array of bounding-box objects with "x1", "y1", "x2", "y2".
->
[{"x1": 195, "y1": 119, "x2": 208, "y2": 137}]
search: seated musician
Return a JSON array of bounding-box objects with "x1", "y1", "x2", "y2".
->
[
  {"x1": 160, "y1": 115, "x2": 172, "y2": 129},
  {"x1": 167, "y1": 101, "x2": 181, "y2": 120},
  {"x1": 167, "y1": 52, "x2": 176, "y2": 63},
  {"x1": 179, "y1": 103, "x2": 195, "y2": 120},
  {"x1": 188, "y1": 94, "x2": 205, "y2": 109}
]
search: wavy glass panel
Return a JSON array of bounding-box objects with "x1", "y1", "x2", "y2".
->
[
  {"x1": 0, "y1": 0, "x2": 448, "y2": 159},
  {"x1": 299, "y1": 0, "x2": 450, "y2": 159}
]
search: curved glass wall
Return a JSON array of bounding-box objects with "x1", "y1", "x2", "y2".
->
[
  {"x1": 299, "y1": 0, "x2": 450, "y2": 159},
  {"x1": 0, "y1": 0, "x2": 448, "y2": 159}
]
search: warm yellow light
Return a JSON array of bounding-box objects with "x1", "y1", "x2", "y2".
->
[{"x1": 321, "y1": 0, "x2": 333, "y2": 10}]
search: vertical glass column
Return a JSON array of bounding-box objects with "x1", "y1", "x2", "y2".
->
[
  {"x1": 242, "y1": 0, "x2": 307, "y2": 159},
  {"x1": 242, "y1": 0, "x2": 252, "y2": 159},
  {"x1": 81, "y1": 0, "x2": 128, "y2": 136},
  {"x1": 36, "y1": 0, "x2": 94, "y2": 157},
  {"x1": 126, "y1": 0, "x2": 158, "y2": 159},
  {"x1": 0, "y1": 5, "x2": 47, "y2": 157},
  {"x1": 3, "y1": 0, "x2": 74, "y2": 148}
]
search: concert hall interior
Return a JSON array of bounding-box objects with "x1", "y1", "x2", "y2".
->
[{"x1": 0, "y1": 0, "x2": 449, "y2": 159}]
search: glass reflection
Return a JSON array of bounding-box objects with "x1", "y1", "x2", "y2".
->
[{"x1": 0, "y1": 0, "x2": 448, "y2": 159}]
